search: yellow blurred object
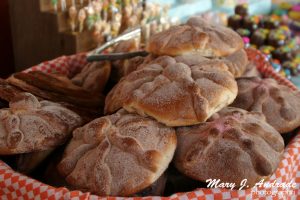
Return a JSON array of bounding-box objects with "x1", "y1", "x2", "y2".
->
[
  {"x1": 219, "y1": 12, "x2": 228, "y2": 26},
  {"x1": 289, "y1": 11, "x2": 300, "y2": 21},
  {"x1": 280, "y1": 25, "x2": 289, "y2": 31},
  {"x1": 279, "y1": 70, "x2": 286, "y2": 77},
  {"x1": 279, "y1": 2, "x2": 293, "y2": 10}
]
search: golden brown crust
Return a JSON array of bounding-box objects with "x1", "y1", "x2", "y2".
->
[
  {"x1": 0, "y1": 93, "x2": 82, "y2": 155},
  {"x1": 222, "y1": 49, "x2": 248, "y2": 77},
  {"x1": 113, "y1": 39, "x2": 139, "y2": 53},
  {"x1": 241, "y1": 63, "x2": 262, "y2": 78},
  {"x1": 7, "y1": 72, "x2": 104, "y2": 109},
  {"x1": 0, "y1": 79, "x2": 103, "y2": 122},
  {"x1": 0, "y1": 78, "x2": 99, "y2": 122},
  {"x1": 0, "y1": 78, "x2": 23, "y2": 102},
  {"x1": 105, "y1": 55, "x2": 238, "y2": 127},
  {"x1": 147, "y1": 16, "x2": 243, "y2": 57},
  {"x1": 174, "y1": 107, "x2": 284, "y2": 187},
  {"x1": 58, "y1": 109, "x2": 176, "y2": 196},
  {"x1": 174, "y1": 50, "x2": 248, "y2": 78},
  {"x1": 13, "y1": 71, "x2": 87, "y2": 97},
  {"x1": 231, "y1": 77, "x2": 300, "y2": 133},
  {"x1": 134, "y1": 173, "x2": 167, "y2": 196}
]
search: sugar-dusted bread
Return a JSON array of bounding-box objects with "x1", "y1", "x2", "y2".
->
[
  {"x1": 58, "y1": 109, "x2": 176, "y2": 196},
  {"x1": 241, "y1": 63, "x2": 262, "y2": 78},
  {"x1": 134, "y1": 173, "x2": 167, "y2": 197},
  {"x1": 72, "y1": 61, "x2": 111, "y2": 94},
  {"x1": 7, "y1": 71, "x2": 104, "y2": 109},
  {"x1": 0, "y1": 78, "x2": 23, "y2": 102},
  {"x1": 222, "y1": 49, "x2": 248, "y2": 77},
  {"x1": 111, "y1": 39, "x2": 155, "y2": 83},
  {"x1": 105, "y1": 55, "x2": 238, "y2": 127},
  {"x1": 147, "y1": 16, "x2": 243, "y2": 57},
  {"x1": 0, "y1": 93, "x2": 82, "y2": 155},
  {"x1": 174, "y1": 49, "x2": 248, "y2": 78},
  {"x1": 0, "y1": 77, "x2": 104, "y2": 123},
  {"x1": 174, "y1": 107, "x2": 284, "y2": 187},
  {"x1": 231, "y1": 77, "x2": 300, "y2": 133}
]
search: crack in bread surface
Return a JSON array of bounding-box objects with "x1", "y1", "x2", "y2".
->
[
  {"x1": 175, "y1": 107, "x2": 284, "y2": 187},
  {"x1": 58, "y1": 110, "x2": 176, "y2": 196},
  {"x1": 105, "y1": 55, "x2": 238, "y2": 126},
  {"x1": 231, "y1": 77, "x2": 300, "y2": 133},
  {"x1": 0, "y1": 93, "x2": 82, "y2": 154}
]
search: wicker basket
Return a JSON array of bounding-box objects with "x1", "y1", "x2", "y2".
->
[{"x1": 0, "y1": 48, "x2": 299, "y2": 199}]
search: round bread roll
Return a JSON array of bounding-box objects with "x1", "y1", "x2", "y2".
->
[
  {"x1": 222, "y1": 49, "x2": 248, "y2": 77},
  {"x1": 7, "y1": 71, "x2": 104, "y2": 109},
  {"x1": 173, "y1": 49, "x2": 248, "y2": 78},
  {"x1": 231, "y1": 77, "x2": 300, "y2": 133},
  {"x1": 147, "y1": 16, "x2": 243, "y2": 57},
  {"x1": 174, "y1": 107, "x2": 284, "y2": 188},
  {"x1": 105, "y1": 55, "x2": 238, "y2": 127},
  {"x1": 0, "y1": 93, "x2": 82, "y2": 155},
  {"x1": 241, "y1": 63, "x2": 262, "y2": 78},
  {"x1": 58, "y1": 109, "x2": 177, "y2": 196}
]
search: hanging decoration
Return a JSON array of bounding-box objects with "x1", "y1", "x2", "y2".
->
[{"x1": 47, "y1": 0, "x2": 178, "y2": 45}]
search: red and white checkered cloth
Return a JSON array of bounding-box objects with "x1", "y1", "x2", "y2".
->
[
  {"x1": 0, "y1": 49, "x2": 299, "y2": 200},
  {"x1": 23, "y1": 53, "x2": 88, "y2": 78}
]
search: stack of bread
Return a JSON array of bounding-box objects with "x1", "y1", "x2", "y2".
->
[
  {"x1": 1, "y1": 16, "x2": 300, "y2": 197},
  {"x1": 0, "y1": 59, "x2": 110, "y2": 173}
]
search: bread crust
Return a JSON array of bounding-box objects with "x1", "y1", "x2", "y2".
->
[
  {"x1": 105, "y1": 55, "x2": 238, "y2": 126},
  {"x1": 0, "y1": 78, "x2": 23, "y2": 102},
  {"x1": 241, "y1": 63, "x2": 262, "y2": 78},
  {"x1": 147, "y1": 16, "x2": 243, "y2": 57},
  {"x1": 222, "y1": 49, "x2": 248, "y2": 77},
  {"x1": 58, "y1": 109, "x2": 176, "y2": 196},
  {"x1": 7, "y1": 72, "x2": 104, "y2": 109},
  {"x1": 231, "y1": 77, "x2": 300, "y2": 133},
  {"x1": 72, "y1": 61, "x2": 111, "y2": 94},
  {"x1": 0, "y1": 93, "x2": 82, "y2": 155},
  {"x1": 174, "y1": 107, "x2": 284, "y2": 187}
]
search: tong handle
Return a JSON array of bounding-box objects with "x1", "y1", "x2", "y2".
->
[
  {"x1": 90, "y1": 27, "x2": 141, "y2": 55},
  {"x1": 87, "y1": 51, "x2": 149, "y2": 62}
]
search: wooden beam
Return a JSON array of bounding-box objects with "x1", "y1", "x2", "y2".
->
[{"x1": 9, "y1": 0, "x2": 94, "y2": 71}]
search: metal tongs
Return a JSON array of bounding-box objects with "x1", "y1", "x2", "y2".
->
[{"x1": 87, "y1": 27, "x2": 149, "y2": 62}]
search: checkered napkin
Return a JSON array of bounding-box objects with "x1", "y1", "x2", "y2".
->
[
  {"x1": 0, "y1": 49, "x2": 299, "y2": 200},
  {"x1": 23, "y1": 53, "x2": 88, "y2": 78}
]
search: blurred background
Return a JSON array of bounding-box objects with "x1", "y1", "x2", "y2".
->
[
  {"x1": 0, "y1": 0, "x2": 299, "y2": 86},
  {"x1": 0, "y1": 0, "x2": 14, "y2": 78}
]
